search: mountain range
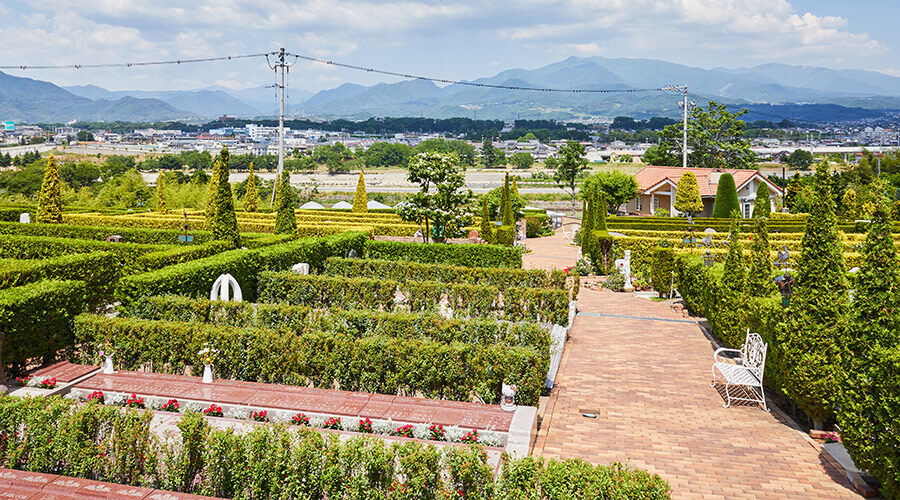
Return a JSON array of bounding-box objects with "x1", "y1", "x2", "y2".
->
[{"x1": 3, "y1": 56, "x2": 900, "y2": 123}]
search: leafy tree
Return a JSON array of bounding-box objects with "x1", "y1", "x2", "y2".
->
[
  {"x1": 480, "y1": 139, "x2": 499, "y2": 167},
  {"x1": 583, "y1": 171, "x2": 639, "y2": 214},
  {"x1": 674, "y1": 171, "x2": 703, "y2": 215},
  {"x1": 274, "y1": 172, "x2": 297, "y2": 235},
  {"x1": 510, "y1": 152, "x2": 534, "y2": 170},
  {"x1": 712, "y1": 173, "x2": 739, "y2": 218},
  {"x1": 415, "y1": 139, "x2": 476, "y2": 166},
  {"x1": 778, "y1": 163, "x2": 846, "y2": 429},
  {"x1": 0, "y1": 162, "x2": 45, "y2": 196},
  {"x1": 155, "y1": 172, "x2": 167, "y2": 213},
  {"x1": 208, "y1": 148, "x2": 241, "y2": 248},
  {"x1": 745, "y1": 217, "x2": 775, "y2": 297},
  {"x1": 353, "y1": 172, "x2": 368, "y2": 213},
  {"x1": 243, "y1": 162, "x2": 259, "y2": 212},
  {"x1": 543, "y1": 156, "x2": 558, "y2": 170},
  {"x1": 36, "y1": 154, "x2": 62, "y2": 223},
  {"x1": 59, "y1": 161, "x2": 100, "y2": 189},
  {"x1": 841, "y1": 188, "x2": 858, "y2": 218},
  {"x1": 785, "y1": 149, "x2": 814, "y2": 170},
  {"x1": 616, "y1": 154, "x2": 633, "y2": 163},
  {"x1": 784, "y1": 173, "x2": 803, "y2": 211},
  {"x1": 752, "y1": 183, "x2": 771, "y2": 218},
  {"x1": 76, "y1": 130, "x2": 94, "y2": 142},
  {"x1": 364, "y1": 142, "x2": 412, "y2": 168},
  {"x1": 641, "y1": 144, "x2": 678, "y2": 166},
  {"x1": 553, "y1": 141, "x2": 589, "y2": 215},
  {"x1": 396, "y1": 152, "x2": 473, "y2": 243},
  {"x1": 660, "y1": 101, "x2": 757, "y2": 169},
  {"x1": 838, "y1": 205, "x2": 900, "y2": 498},
  {"x1": 483, "y1": 186, "x2": 525, "y2": 221},
  {"x1": 101, "y1": 155, "x2": 135, "y2": 179}
]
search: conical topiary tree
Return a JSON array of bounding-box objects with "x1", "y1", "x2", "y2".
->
[
  {"x1": 722, "y1": 213, "x2": 746, "y2": 296},
  {"x1": 674, "y1": 171, "x2": 703, "y2": 216},
  {"x1": 156, "y1": 172, "x2": 167, "y2": 213},
  {"x1": 479, "y1": 197, "x2": 494, "y2": 243},
  {"x1": 37, "y1": 154, "x2": 62, "y2": 223},
  {"x1": 778, "y1": 163, "x2": 846, "y2": 429},
  {"x1": 206, "y1": 151, "x2": 224, "y2": 217},
  {"x1": 580, "y1": 185, "x2": 595, "y2": 259},
  {"x1": 594, "y1": 189, "x2": 608, "y2": 231},
  {"x1": 838, "y1": 204, "x2": 900, "y2": 497},
  {"x1": 274, "y1": 172, "x2": 297, "y2": 235},
  {"x1": 209, "y1": 147, "x2": 241, "y2": 248},
  {"x1": 712, "y1": 173, "x2": 739, "y2": 218},
  {"x1": 243, "y1": 162, "x2": 259, "y2": 212},
  {"x1": 272, "y1": 172, "x2": 282, "y2": 211},
  {"x1": 511, "y1": 176, "x2": 520, "y2": 198},
  {"x1": 745, "y1": 217, "x2": 775, "y2": 297},
  {"x1": 713, "y1": 213, "x2": 748, "y2": 347},
  {"x1": 352, "y1": 172, "x2": 368, "y2": 213},
  {"x1": 752, "y1": 183, "x2": 771, "y2": 218},
  {"x1": 501, "y1": 174, "x2": 514, "y2": 226}
]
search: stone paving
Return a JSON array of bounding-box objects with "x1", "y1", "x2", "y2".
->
[
  {"x1": 532, "y1": 285, "x2": 861, "y2": 499},
  {"x1": 523, "y1": 223, "x2": 580, "y2": 270},
  {"x1": 0, "y1": 467, "x2": 216, "y2": 499}
]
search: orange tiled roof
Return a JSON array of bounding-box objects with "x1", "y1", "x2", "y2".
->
[{"x1": 634, "y1": 166, "x2": 780, "y2": 197}]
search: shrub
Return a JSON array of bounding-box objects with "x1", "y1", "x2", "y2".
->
[
  {"x1": 712, "y1": 173, "x2": 739, "y2": 218},
  {"x1": 274, "y1": 172, "x2": 297, "y2": 235},
  {"x1": 746, "y1": 217, "x2": 776, "y2": 298},
  {"x1": 651, "y1": 246, "x2": 675, "y2": 298},
  {"x1": 0, "y1": 221, "x2": 219, "y2": 245},
  {"x1": 364, "y1": 240, "x2": 522, "y2": 268},
  {"x1": 156, "y1": 172, "x2": 167, "y2": 213},
  {"x1": 37, "y1": 154, "x2": 62, "y2": 224},
  {"x1": 495, "y1": 225, "x2": 515, "y2": 247},
  {"x1": 752, "y1": 183, "x2": 772, "y2": 218},
  {"x1": 479, "y1": 198, "x2": 495, "y2": 243},
  {"x1": 209, "y1": 148, "x2": 241, "y2": 248},
  {"x1": 0, "y1": 280, "x2": 88, "y2": 365},
  {"x1": 674, "y1": 171, "x2": 703, "y2": 215},
  {"x1": 243, "y1": 162, "x2": 259, "y2": 212},
  {"x1": 0, "y1": 252, "x2": 118, "y2": 304},
  {"x1": 131, "y1": 241, "x2": 233, "y2": 272},
  {"x1": 352, "y1": 172, "x2": 368, "y2": 213},
  {"x1": 0, "y1": 234, "x2": 164, "y2": 269}
]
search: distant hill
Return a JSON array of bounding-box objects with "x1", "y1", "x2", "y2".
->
[{"x1": 65, "y1": 86, "x2": 261, "y2": 118}]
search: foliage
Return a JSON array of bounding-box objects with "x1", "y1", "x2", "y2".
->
[
  {"x1": 483, "y1": 186, "x2": 526, "y2": 222},
  {"x1": 641, "y1": 144, "x2": 678, "y2": 166},
  {"x1": 785, "y1": 149, "x2": 814, "y2": 170},
  {"x1": 155, "y1": 172, "x2": 167, "y2": 213},
  {"x1": 777, "y1": 163, "x2": 847, "y2": 428},
  {"x1": 712, "y1": 173, "x2": 740, "y2": 218},
  {"x1": 274, "y1": 173, "x2": 297, "y2": 235},
  {"x1": 651, "y1": 246, "x2": 675, "y2": 298},
  {"x1": 352, "y1": 172, "x2": 368, "y2": 213},
  {"x1": 37, "y1": 154, "x2": 63, "y2": 223},
  {"x1": 674, "y1": 171, "x2": 703, "y2": 215},
  {"x1": 208, "y1": 148, "x2": 241, "y2": 248},
  {"x1": 479, "y1": 198, "x2": 494, "y2": 243},
  {"x1": 369, "y1": 239, "x2": 522, "y2": 268},
  {"x1": 722, "y1": 215, "x2": 746, "y2": 297},
  {"x1": 660, "y1": 100, "x2": 757, "y2": 169},
  {"x1": 583, "y1": 171, "x2": 639, "y2": 213},
  {"x1": 746, "y1": 217, "x2": 776, "y2": 298},
  {"x1": 243, "y1": 162, "x2": 259, "y2": 212},
  {"x1": 501, "y1": 174, "x2": 514, "y2": 227},
  {"x1": 397, "y1": 152, "x2": 473, "y2": 243},
  {"x1": 480, "y1": 138, "x2": 505, "y2": 167},
  {"x1": 0, "y1": 251, "x2": 118, "y2": 305},
  {"x1": 752, "y1": 183, "x2": 771, "y2": 218},
  {"x1": 553, "y1": 141, "x2": 589, "y2": 215},
  {"x1": 364, "y1": 141, "x2": 413, "y2": 168},
  {"x1": 509, "y1": 152, "x2": 534, "y2": 170}
]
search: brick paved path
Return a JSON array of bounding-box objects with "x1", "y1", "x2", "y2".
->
[
  {"x1": 533, "y1": 286, "x2": 860, "y2": 499},
  {"x1": 523, "y1": 224, "x2": 580, "y2": 270}
]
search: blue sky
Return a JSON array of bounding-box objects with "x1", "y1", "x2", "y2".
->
[{"x1": 1, "y1": 0, "x2": 897, "y2": 95}]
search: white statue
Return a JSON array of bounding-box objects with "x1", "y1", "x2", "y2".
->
[
  {"x1": 291, "y1": 263, "x2": 310, "y2": 275},
  {"x1": 18, "y1": 213, "x2": 30, "y2": 224},
  {"x1": 210, "y1": 273, "x2": 242, "y2": 302},
  {"x1": 501, "y1": 383, "x2": 517, "y2": 412}
]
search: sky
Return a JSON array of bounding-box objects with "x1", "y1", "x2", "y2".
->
[{"x1": 1, "y1": 0, "x2": 898, "y2": 99}]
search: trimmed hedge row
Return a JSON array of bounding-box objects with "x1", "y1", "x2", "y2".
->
[
  {"x1": 0, "y1": 396, "x2": 671, "y2": 499},
  {"x1": 258, "y1": 272, "x2": 570, "y2": 325},
  {"x1": 0, "y1": 280, "x2": 89, "y2": 365},
  {"x1": 605, "y1": 216, "x2": 865, "y2": 233},
  {"x1": 74, "y1": 314, "x2": 546, "y2": 405},
  {"x1": 128, "y1": 295, "x2": 551, "y2": 352},
  {"x1": 0, "y1": 234, "x2": 165, "y2": 266},
  {"x1": 0, "y1": 252, "x2": 118, "y2": 303},
  {"x1": 132, "y1": 241, "x2": 233, "y2": 272},
  {"x1": 323, "y1": 257, "x2": 568, "y2": 290},
  {"x1": 364, "y1": 240, "x2": 523, "y2": 268},
  {"x1": 116, "y1": 232, "x2": 368, "y2": 306}
]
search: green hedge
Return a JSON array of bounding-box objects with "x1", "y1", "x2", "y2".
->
[
  {"x1": 323, "y1": 257, "x2": 567, "y2": 290},
  {"x1": 364, "y1": 240, "x2": 523, "y2": 268},
  {"x1": 258, "y1": 272, "x2": 569, "y2": 325},
  {"x1": 0, "y1": 234, "x2": 165, "y2": 267},
  {"x1": 129, "y1": 295, "x2": 550, "y2": 353},
  {"x1": 131, "y1": 241, "x2": 233, "y2": 272},
  {"x1": 0, "y1": 221, "x2": 218, "y2": 244},
  {"x1": 74, "y1": 315, "x2": 545, "y2": 405},
  {"x1": 0, "y1": 252, "x2": 118, "y2": 304},
  {"x1": 116, "y1": 232, "x2": 369, "y2": 307},
  {"x1": 0, "y1": 396, "x2": 671, "y2": 499},
  {"x1": 0, "y1": 280, "x2": 88, "y2": 366}
]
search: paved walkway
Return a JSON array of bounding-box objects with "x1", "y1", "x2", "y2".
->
[
  {"x1": 533, "y1": 287, "x2": 860, "y2": 499},
  {"x1": 523, "y1": 223, "x2": 580, "y2": 270}
]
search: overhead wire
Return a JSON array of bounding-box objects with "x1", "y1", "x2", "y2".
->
[{"x1": 0, "y1": 52, "x2": 277, "y2": 71}]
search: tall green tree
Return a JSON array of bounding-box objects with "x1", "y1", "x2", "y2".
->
[
  {"x1": 510, "y1": 152, "x2": 534, "y2": 170},
  {"x1": 784, "y1": 173, "x2": 803, "y2": 211},
  {"x1": 837, "y1": 204, "x2": 900, "y2": 498},
  {"x1": 778, "y1": 163, "x2": 846, "y2": 429},
  {"x1": 500, "y1": 174, "x2": 513, "y2": 226},
  {"x1": 584, "y1": 171, "x2": 639, "y2": 214},
  {"x1": 660, "y1": 101, "x2": 757, "y2": 169},
  {"x1": 274, "y1": 173, "x2": 297, "y2": 235},
  {"x1": 712, "y1": 173, "x2": 740, "y2": 218},
  {"x1": 580, "y1": 185, "x2": 595, "y2": 259},
  {"x1": 745, "y1": 217, "x2": 775, "y2": 297},
  {"x1": 352, "y1": 172, "x2": 368, "y2": 213},
  {"x1": 36, "y1": 154, "x2": 62, "y2": 223},
  {"x1": 397, "y1": 152, "x2": 473, "y2": 243},
  {"x1": 155, "y1": 172, "x2": 167, "y2": 213},
  {"x1": 674, "y1": 171, "x2": 703, "y2": 215},
  {"x1": 480, "y1": 139, "x2": 498, "y2": 167},
  {"x1": 243, "y1": 162, "x2": 259, "y2": 212},
  {"x1": 752, "y1": 183, "x2": 771, "y2": 218},
  {"x1": 722, "y1": 214, "x2": 746, "y2": 297},
  {"x1": 479, "y1": 197, "x2": 494, "y2": 243},
  {"x1": 209, "y1": 148, "x2": 241, "y2": 248},
  {"x1": 553, "y1": 141, "x2": 589, "y2": 216},
  {"x1": 785, "y1": 149, "x2": 814, "y2": 170},
  {"x1": 205, "y1": 149, "x2": 225, "y2": 217}
]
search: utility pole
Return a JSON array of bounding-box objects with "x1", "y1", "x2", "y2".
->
[
  {"x1": 271, "y1": 47, "x2": 286, "y2": 204},
  {"x1": 662, "y1": 85, "x2": 689, "y2": 168}
]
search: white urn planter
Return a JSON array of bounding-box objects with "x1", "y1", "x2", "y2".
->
[
  {"x1": 202, "y1": 364, "x2": 214, "y2": 384},
  {"x1": 102, "y1": 355, "x2": 115, "y2": 374}
]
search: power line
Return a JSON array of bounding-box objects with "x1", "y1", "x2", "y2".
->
[
  {"x1": 285, "y1": 51, "x2": 662, "y2": 94},
  {"x1": 0, "y1": 52, "x2": 277, "y2": 71}
]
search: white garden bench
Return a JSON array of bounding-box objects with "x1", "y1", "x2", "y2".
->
[{"x1": 710, "y1": 329, "x2": 769, "y2": 412}]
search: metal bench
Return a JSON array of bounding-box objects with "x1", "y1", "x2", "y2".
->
[{"x1": 710, "y1": 329, "x2": 769, "y2": 411}]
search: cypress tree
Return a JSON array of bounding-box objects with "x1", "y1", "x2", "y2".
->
[
  {"x1": 752, "y1": 183, "x2": 771, "y2": 218},
  {"x1": 594, "y1": 190, "x2": 608, "y2": 231},
  {"x1": 501, "y1": 174, "x2": 514, "y2": 226},
  {"x1": 352, "y1": 172, "x2": 368, "y2": 213},
  {"x1": 243, "y1": 162, "x2": 259, "y2": 212},
  {"x1": 206, "y1": 152, "x2": 224, "y2": 218},
  {"x1": 480, "y1": 198, "x2": 494, "y2": 243},
  {"x1": 712, "y1": 173, "x2": 740, "y2": 218},
  {"x1": 37, "y1": 154, "x2": 62, "y2": 223},
  {"x1": 209, "y1": 147, "x2": 241, "y2": 248},
  {"x1": 722, "y1": 214, "x2": 746, "y2": 296},
  {"x1": 156, "y1": 172, "x2": 167, "y2": 213},
  {"x1": 274, "y1": 172, "x2": 297, "y2": 235},
  {"x1": 778, "y1": 163, "x2": 846, "y2": 429},
  {"x1": 674, "y1": 171, "x2": 703, "y2": 215},
  {"x1": 511, "y1": 176, "x2": 520, "y2": 197},
  {"x1": 837, "y1": 204, "x2": 900, "y2": 497},
  {"x1": 273, "y1": 172, "x2": 282, "y2": 211},
  {"x1": 580, "y1": 185, "x2": 595, "y2": 258},
  {"x1": 745, "y1": 217, "x2": 775, "y2": 297}
]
